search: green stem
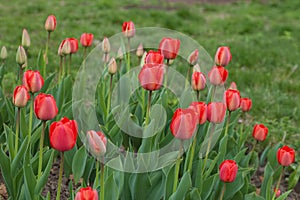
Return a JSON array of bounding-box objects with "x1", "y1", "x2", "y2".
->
[
  {"x1": 43, "y1": 32, "x2": 50, "y2": 77},
  {"x1": 271, "y1": 167, "x2": 284, "y2": 200},
  {"x1": 83, "y1": 47, "x2": 87, "y2": 61},
  {"x1": 62, "y1": 56, "x2": 66, "y2": 78},
  {"x1": 106, "y1": 74, "x2": 113, "y2": 120},
  {"x1": 173, "y1": 140, "x2": 183, "y2": 193},
  {"x1": 250, "y1": 140, "x2": 258, "y2": 156},
  {"x1": 145, "y1": 90, "x2": 152, "y2": 126},
  {"x1": 224, "y1": 111, "x2": 231, "y2": 136},
  {"x1": 186, "y1": 66, "x2": 191, "y2": 86},
  {"x1": 37, "y1": 121, "x2": 46, "y2": 180},
  {"x1": 202, "y1": 123, "x2": 215, "y2": 174},
  {"x1": 94, "y1": 161, "x2": 100, "y2": 187},
  {"x1": 56, "y1": 152, "x2": 64, "y2": 200},
  {"x1": 220, "y1": 183, "x2": 226, "y2": 200},
  {"x1": 196, "y1": 91, "x2": 200, "y2": 101},
  {"x1": 126, "y1": 38, "x2": 131, "y2": 72},
  {"x1": 211, "y1": 85, "x2": 216, "y2": 102},
  {"x1": 68, "y1": 54, "x2": 72, "y2": 75},
  {"x1": 58, "y1": 56, "x2": 63, "y2": 83},
  {"x1": 187, "y1": 135, "x2": 197, "y2": 172},
  {"x1": 28, "y1": 93, "x2": 34, "y2": 142},
  {"x1": 164, "y1": 59, "x2": 170, "y2": 86},
  {"x1": 14, "y1": 108, "x2": 21, "y2": 157},
  {"x1": 18, "y1": 65, "x2": 23, "y2": 84},
  {"x1": 100, "y1": 157, "x2": 105, "y2": 200}
]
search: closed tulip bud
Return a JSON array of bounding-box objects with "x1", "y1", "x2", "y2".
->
[
  {"x1": 170, "y1": 108, "x2": 198, "y2": 140},
  {"x1": 252, "y1": 124, "x2": 268, "y2": 141},
  {"x1": 13, "y1": 85, "x2": 30, "y2": 108},
  {"x1": 68, "y1": 38, "x2": 79, "y2": 54},
  {"x1": 22, "y1": 70, "x2": 44, "y2": 93},
  {"x1": 193, "y1": 63, "x2": 201, "y2": 72},
  {"x1": 108, "y1": 58, "x2": 117, "y2": 75},
  {"x1": 229, "y1": 82, "x2": 237, "y2": 90},
  {"x1": 75, "y1": 187, "x2": 98, "y2": 200},
  {"x1": 122, "y1": 21, "x2": 135, "y2": 38},
  {"x1": 136, "y1": 43, "x2": 144, "y2": 57},
  {"x1": 277, "y1": 145, "x2": 295, "y2": 166},
  {"x1": 50, "y1": 117, "x2": 78, "y2": 152},
  {"x1": 208, "y1": 66, "x2": 228, "y2": 86},
  {"x1": 145, "y1": 50, "x2": 164, "y2": 64},
  {"x1": 188, "y1": 49, "x2": 198, "y2": 66},
  {"x1": 117, "y1": 47, "x2": 124, "y2": 60},
  {"x1": 102, "y1": 37, "x2": 111, "y2": 53},
  {"x1": 87, "y1": 130, "x2": 107, "y2": 156},
  {"x1": 0, "y1": 46, "x2": 7, "y2": 60},
  {"x1": 45, "y1": 15, "x2": 57, "y2": 32},
  {"x1": 219, "y1": 160, "x2": 238, "y2": 182},
  {"x1": 159, "y1": 38, "x2": 180, "y2": 60},
  {"x1": 274, "y1": 188, "x2": 281, "y2": 198},
  {"x1": 240, "y1": 98, "x2": 252, "y2": 112},
  {"x1": 34, "y1": 93, "x2": 58, "y2": 121},
  {"x1": 61, "y1": 39, "x2": 71, "y2": 55},
  {"x1": 16, "y1": 46, "x2": 27, "y2": 66},
  {"x1": 224, "y1": 89, "x2": 241, "y2": 111},
  {"x1": 138, "y1": 63, "x2": 164, "y2": 91},
  {"x1": 207, "y1": 102, "x2": 226, "y2": 124},
  {"x1": 214, "y1": 46, "x2": 232, "y2": 67},
  {"x1": 21, "y1": 29, "x2": 30, "y2": 49},
  {"x1": 189, "y1": 102, "x2": 207, "y2": 125},
  {"x1": 191, "y1": 71, "x2": 206, "y2": 91},
  {"x1": 80, "y1": 33, "x2": 94, "y2": 47}
]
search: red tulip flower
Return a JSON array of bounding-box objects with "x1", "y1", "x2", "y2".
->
[
  {"x1": 189, "y1": 102, "x2": 207, "y2": 125},
  {"x1": 219, "y1": 160, "x2": 238, "y2": 182},
  {"x1": 224, "y1": 89, "x2": 241, "y2": 111},
  {"x1": 159, "y1": 38, "x2": 180, "y2": 60},
  {"x1": 228, "y1": 82, "x2": 237, "y2": 90},
  {"x1": 145, "y1": 50, "x2": 164, "y2": 64},
  {"x1": 34, "y1": 93, "x2": 58, "y2": 121},
  {"x1": 188, "y1": 49, "x2": 199, "y2": 66},
  {"x1": 214, "y1": 46, "x2": 232, "y2": 67},
  {"x1": 191, "y1": 71, "x2": 206, "y2": 91},
  {"x1": 122, "y1": 21, "x2": 135, "y2": 38},
  {"x1": 252, "y1": 124, "x2": 268, "y2": 141},
  {"x1": 208, "y1": 66, "x2": 228, "y2": 86},
  {"x1": 138, "y1": 63, "x2": 164, "y2": 91},
  {"x1": 170, "y1": 108, "x2": 198, "y2": 140},
  {"x1": 277, "y1": 145, "x2": 295, "y2": 166},
  {"x1": 87, "y1": 130, "x2": 107, "y2": 156},
  {"x1": 207, "y1": 102, "x2": 226, "y2": 124},
  {"x1": 13, "y1": 85, "x2": 30, "y2": 108},
  {"x1": 50, "y1": 117, "x2": 78, "y2": 152},
  {"x1": 23, "y1": 70, "x2": 44, "y2": 93},
  {"x1": 240, "y1": 98, "x2": 252, "y2": 112},
  {"x1": 80, "y1": 33, "x2": 94, "y2": 47},
  {"x1": 45, "y1": 15, "x2": 57, "y2": 32},
  {"x1": 75, "y1": 187, "x2": 98, "y2": 200},
  {"x1": 68, "y1": 38, "x2": 79, "y2": 54}
]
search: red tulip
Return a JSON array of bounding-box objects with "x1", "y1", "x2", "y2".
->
[
  {"x1": 68, "y1": 38, "x2": 79, "y2": 54},
  {"x1": 34, "y1": 93, "x2": 58, "y2": 121},
  {"x1": 207, "y1": 102, "x2": 226, "y2": 124},
  {"x1": 252, "y1": 124, "x2": 268, "y2": 141},
  {"x1": 208, "y1": 66, "x2": 228, "y2": 86},
  {"x1": 228, "y1": 82, "x2": 237, "y2": 90},
  {"x1": 224, "y1": 89, "x2": 241, "y2": 111},
  {"x1": 277, "y1": 145, "x2": 295, "y2": 166},
  {"x1": 219, "y1": 160, "x2": 238, "y2": 182},
  {"x1": 138, "y1": 63, "x2": 164, "y2": 91},
  {"x1": 75, "y1": 187, "x2": 98, "y2": 200},
  {"x1": 80, "y1": 33, "x2": 94, "y2": 47},
  {"x1": 170, "y1": 108, "x2": 198, "y2": 140},
  {"x1": 144, "y1": 50, "x2": 164, "y2": 64},
  {"x1": 214, "y1": 46, "x2": 232, "y2": 67},
  {"x1": 191, "y1": 71, "x2": 206, "y2": 91},
  {"x1": 188, "y1": 49, "x2": 198, "y2": 66},
  {"x1": 87, "y1": 130, "x2": 107, "y2": 156},
  {"x1": 13, "y1": 85, "x2": 30, "y2": 108},
  {"x1": 45, "y1": 15, "x2": 57, "y2": 32},
  {"x1": 189, "y1": 102, "x2": 207, "y2": 125},
  {"x1": 240, "y1": 98, "x2": 252, "y2": 112},
  {"x1": 274, "y1": 188, "x2": 281, "y2": 198},
  {"x1": 159, "y1": 38, "x2": 180, "y2": 60},
  {"x1": 58, "y1": 39, "x2": 71, "y2": 56},
  {"x1": 22, "y1": 70, "x2": 44, "y2": 93},
  {"x1": 122, "y1": 21, "x2": 135, "y2": 38},
  {"x1": 50, "y1": 117, "x2": 78, "y2": 152}
]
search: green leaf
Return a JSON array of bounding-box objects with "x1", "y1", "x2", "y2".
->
[
  {"x1": 64, "y1": 146, "x2": 77, "y2": 177},
  {"x1": 245, "y1": 192, "x2": 265, "y2": 200},
  {"x1": 72, "y1": 146, "x2": 88, "y2": 183},
  {"x1": 0, "y1": 147, "x2": 14, "y2": 198},
  {"x1": 40, "y1": 73, "x2": 56, "y2": 93},
  {"x1": 260, "y1": 163, "x2": 274, "y2": 198},
  {"x1": 105, "y1": 173, "x2": 119, "y2": 200},
  {"x1": 223, "y1": 172, "x2": 245, "y2": 200},
  {"x1": 288, "y1": 163, "x2": 300, "y2": 189},
  {"x1": 169, "y1": 171, "x2": 192, "y2": 200},
  {"x1": 12, "y1": 137, "x2": 28, "y2": 173},
  {"x1": 276, "y1": 190, "x2": 292, "y2": 200},
  {"x1": 201, "y1": 175, "x2": 217, "y2": 200},
  {"x1": 82, "y1": 157, "x2": 95, "y2": 184},
  {"x1": 260, "y1": 144, "x2": 271, "y2": 166},
  {"x1": 4, "y1": 124, "x2": 15, "y2": 159},
  {"x1": 23, "y1": 146, "x2": 37, "y2": 199}
]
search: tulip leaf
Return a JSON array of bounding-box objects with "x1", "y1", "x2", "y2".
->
[
  {"x1": 260, "y1": 162, "x2": 274, "y2": 198},
  {"x1": 20, "y1": 108, "x2": 28, "y2": 139},
  {"x1": 40, "y1": 72, "x2": 56, "y2": 93},
  {"x1": 288, "y1": 163, "x2": 300, "y2": 189},
  {"x1": 11, "y1": 137, "x2": 28, "y2": 173},
  {"x1": 276, "y1": 190, "x2": 292, "y2": 200},
  {"x1": 223, "y1": 172, "x2": 244, "y2": 200},
  {"x1": 64, "y1": 146, "x2": 77, "y2": 178},
  {"x1": 0, "y1": 146, "x2": 14, "y2": 198},
  {"x1": 4, "y1": 124, "x2": 15, "y2": 159},
  {"x1": 72, "y1": 146, "x2": 88, "y2": 183},
  {"x1": 104, "y1": 173, "x2": 119, "y2": 200},
  {"x1": 201, "y1": 174, "x2": 217, "y2": 200},
  {"x1": 82, "y1": 157, "x2": 95, "y2": 184},
  {"x1": 244, "y1": 192, "x2": 265, "y2": 200},
  {"x1": 259, "y1": 144, "x2": 271, "y2": 166},
  {"x1": 23, "y1": 146, "x2": 37, "y2": 200},
  {"x1": 169, "y1": 171, "x2": 192, "y2": 200}
]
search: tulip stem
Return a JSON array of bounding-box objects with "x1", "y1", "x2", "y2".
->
[
  {"x1": 43, "y1": 31, "x2": 50, "y2": 77},
  {"x1": 173, "y1": 140, "x2": 183, "y2": 193},
  {"x1": 211, "y1": 85, "x2": 216, "y2": 102},
  {"x1": 100, "y1": 157, "x2": 105, "y2": 200},
  {"x1": 202, "y1": 123, "x2": 215, "y2": 174},
  {"x1": 272, "y1": 167, "x2": 284, "y2": 200},
  {"x1": 18, "y1": 65, "x2": 23, "y2": 84},
  {"x1": 164, "y1": 59, "x2": 170, "y2": 86},
  {"x1": 37, "y1": 121, "x2": 46, "y2": 180},
  {"x1": 106, "y1": 74, "x2": 113, "y2": 120},
  {"x1": 186, "y1": 67, "x2": 191, "y2": 85},
  {"x1": 56, "y1": 152, "x2": 64, "y2": 200},
  {"x1": 187, "y1": 134, "x2": 197, "y2": 173},
  {"x1": 196, "y1": 91, "x2": 200, "y2": 101},
  {"x1": 126, "y1": 38, "x2": 131, "y2": 72},
  {"x1": 238, "y1": 114, "x2": 244, "y2": 148},
  {"x1": 224, "y1": 111, "x2": 231, "y2": 136},
  {"x1": 14, "y1": 108, "x2": 21, "y2": 157},
  {"x1": 83, "y1": 47, "x2": 87, "y2": 61},
  {"x1": 145, "y1": 90, "x2": 152, "y2": 126},
  {"x1": 59, "y1": 56, "x2": 63, "y2": 83},
  {"x1": 250, "y1": 140, "x2": 258, "y2": 155},
  {"x1": 94, "y1": 161, "x2": 100, "y2": 188},
  {"x1": 219, "y1": 183, "x2": 226, "y2": 200},
  {"x1": 62, "y1": 56, "x2": 67, "y2": 78},
  {"x1": 68, "y1": 54, "x2": 72, "y2": 75},
  {"x1": 28, "y1": 93, "x2": 34, "y2": 142}
]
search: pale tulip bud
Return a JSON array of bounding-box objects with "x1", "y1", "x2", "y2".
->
[
  {"x1": 16, "y1": 46, "x2": 27, "y2": 66},
  {"x1": 193, "y1": 63, "x2": 201, "y2": 72},
  {"x1": 117, "y1": 47, "x2": 124, "y2": 60},
  {"x1": 136, "y1": 43, "x2": 144, "y2": 57},
  {"x1": 108, "y1": 58, "x2": 117, "y2": 75},
  {"x1": 22, "y1": 29, "x2": 30, "y2": 49},
  {"x1": 101, "y1": 37, "x2": 110, "y2": 53},
  {"x1": 0, "y1": 46, "x2": 7, "y2": 60}
]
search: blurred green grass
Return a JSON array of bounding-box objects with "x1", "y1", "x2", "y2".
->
[{"x1": 0, "y1": 0, "x2": 299, "y2": 148}]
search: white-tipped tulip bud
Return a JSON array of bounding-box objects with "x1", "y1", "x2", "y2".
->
[
  {"x1": 188, "y1": 49, "x2": 198, "y2": 66},
  {"x1": 193, "y1": 63, "x2": 201, "y2": 73},
  {"x1": 1, "y1": 46, "x2": 7, "y2": 60},
  {"x1": 117, "y1": 47, "x2": 124, "y2": 60},
  {"x1": 102, "y1": 37, "x2": 111, "y2": 53},
  {"x1": 136, "y1": 43, "x2": 144, "y2": 58},
  {"x1": 16, "y1": 46, "x2": 27, "y2": 66},
  {"x1": 22, "y1": 29, "x2": 31, "y2": 49},
  {"x1": 108, "y1": 58, "x2": 117, "y2": 75}
]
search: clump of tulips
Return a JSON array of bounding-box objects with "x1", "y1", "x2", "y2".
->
[{"x1": 0, "y1": 15, "x2": 297, "y2": 200}]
